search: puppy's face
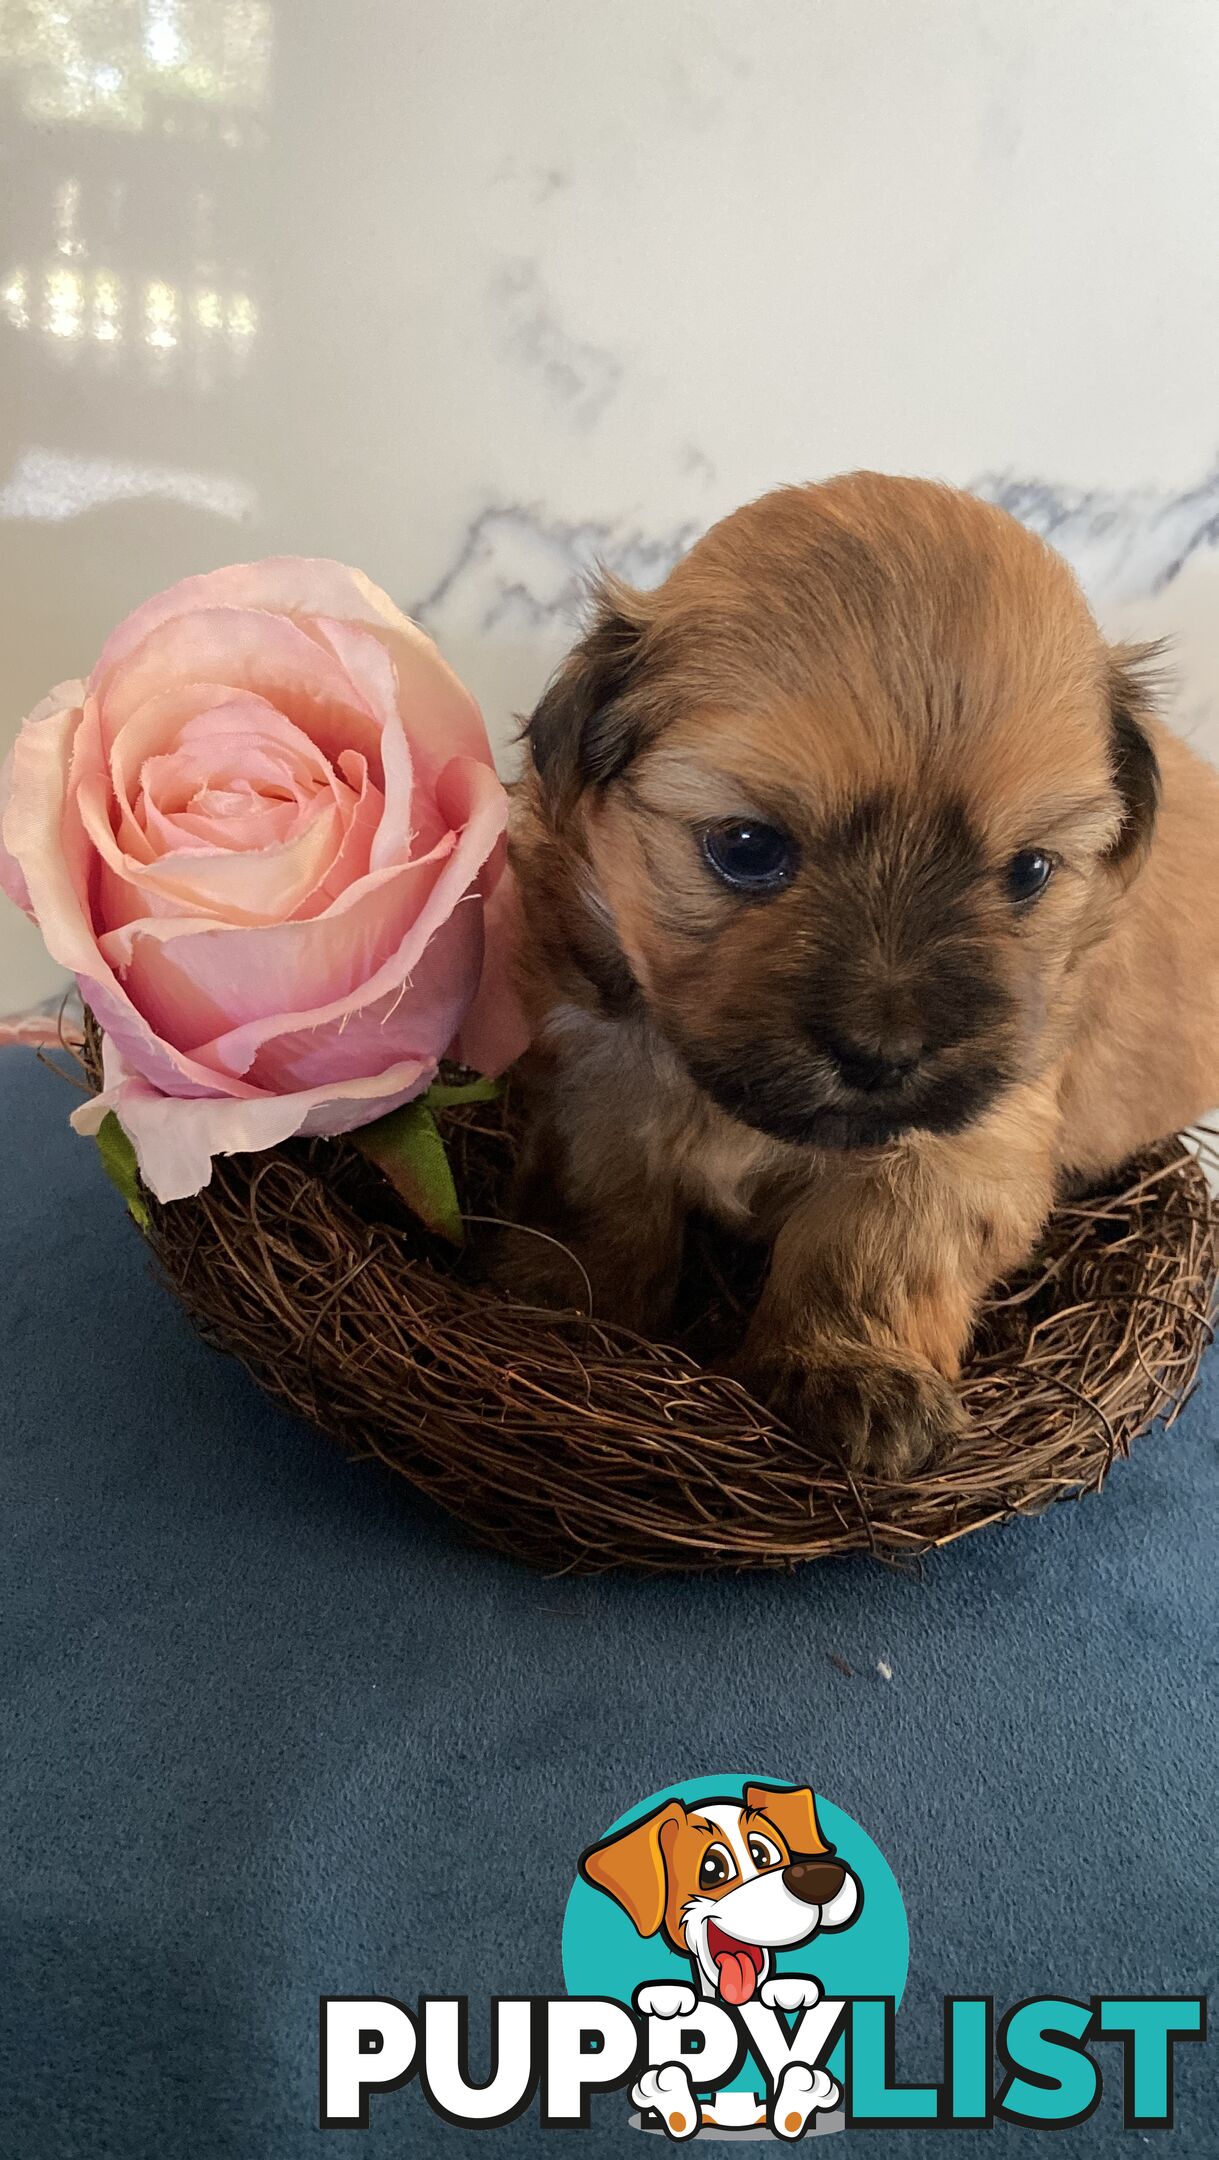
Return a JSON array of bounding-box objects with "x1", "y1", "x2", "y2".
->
[
  {"x1": 579, "y1": 1785, "x2": 858, "y2": 2004},
  {"x1": 527, "y1": 475, "x2": 1160, "y2": 1150}
]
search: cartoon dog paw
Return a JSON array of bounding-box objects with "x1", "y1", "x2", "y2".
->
[
  {"x1": 772, "y1": 2062, "x2": 841, "y2": 2140},
  {"x1": 636, "y1": 1982, "x2": 698, "y2": 2020},
  {"x1": 760, "y1": 1974, "x2": 823, "y2": 2013},
  {"x1": 633, "y1": 2062, "x2": 700, "y2": 2141}
]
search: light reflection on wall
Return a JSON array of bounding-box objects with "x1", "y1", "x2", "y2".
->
[
  {"x1": 0, "y1": 0, "x2": 272, "y2": 134},
  {"x1": 5, "y1": 131, "x2": 259, "y2": 373},
  {"x1": 3, "y1": 268, "x2": 30, "y2": 331},
  {"x1": 92, "y1": 268, "x2": 121, "y2": 341},
  {"x1": 53, "y1": 176, "x2": 85, "y2": 256},
  {"x1": 3, "y1": 254, "x2": 259, "y2": 367},
  {"x1": 0, "y1": 5, "x2": 269, "y2": 383},
  {"x1": 45, "y1": 262, "x2": 85, "y2": 339},
  {"x1": 0, "y1": 443, "x2": 257, "y2": 522}
]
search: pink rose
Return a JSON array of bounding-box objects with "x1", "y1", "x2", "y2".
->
[{"x1": 0, "y1": 558, "x2": 528, "y2": 1200}]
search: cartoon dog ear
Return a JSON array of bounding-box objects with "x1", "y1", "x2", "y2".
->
[
  {"x1": 743, "y1": 1783, "x2": 832, "y2": 1860},
  {"x1": 578, "y1": 1801, "x2": 684, "y2": 1938},
  {"x1": 1104, "y1": 641, "x2": 1164, "y2": 882},
  {"x1": 526, "y1": 572, "x2": 653, "y2": 817}
]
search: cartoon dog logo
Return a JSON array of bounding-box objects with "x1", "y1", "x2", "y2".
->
[{"x1": 580, "y1": 1783, "x2": 862, "y2": 2135}]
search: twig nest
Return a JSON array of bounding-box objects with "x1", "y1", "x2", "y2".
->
[{"x1": 82, "y1": 1016, "x2": 1217, "y2": 1574}]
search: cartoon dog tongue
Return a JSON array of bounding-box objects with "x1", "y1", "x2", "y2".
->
[{"x1": 715, "y1": 1944, "x2": 761, "y2": 2005}]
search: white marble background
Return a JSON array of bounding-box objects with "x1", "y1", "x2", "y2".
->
[{"x1": 3, "y1": 0, "x2": 1219, "y2": 1008}]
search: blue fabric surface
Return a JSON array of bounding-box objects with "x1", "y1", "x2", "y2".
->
[{"x1": 2, "y1": 1044, "x2": 1216, "y2": 2157}]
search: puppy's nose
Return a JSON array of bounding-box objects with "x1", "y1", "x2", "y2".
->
[
  {"x1": 825, "y1": 1031, "x2": 923, "y2": 1093},
  {"x1": 782, "y1": 1857, "x2": 848, "y2": 1906}
]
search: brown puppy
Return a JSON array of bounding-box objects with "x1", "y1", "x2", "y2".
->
[{"x1": 505, "y1": 474, "x2": 1219, "y2": 1475}]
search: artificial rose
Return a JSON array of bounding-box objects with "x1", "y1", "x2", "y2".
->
[{"x1": 0, "y1": 558, "x2": 528, "y2": 1200}]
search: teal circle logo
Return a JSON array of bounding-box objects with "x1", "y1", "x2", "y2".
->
[{"x1": 562, "y1": 1774, "x2": 907, "y2": 2101}]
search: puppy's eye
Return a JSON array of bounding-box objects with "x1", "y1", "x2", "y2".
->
[
  {"x1": 702, "y1": 820, "x2": 797, "y2": 894},
  {"x1": 1005, "y1": 849, "x2": 1054, "y2": 904},
  {"x1": 698, "y1": 1844, "x2": 735, "y2": 1890},
  {"x1": 748, "y1": 1835, "x2": 781, "y2": 1870}
]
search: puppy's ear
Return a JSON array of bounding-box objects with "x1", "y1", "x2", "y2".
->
[
  {"x1": 578, "y1": 1800, "x2": 683, "y2": 1938},
  {"x1": 1104, "y1": 641, "x2": 1164, "y2": 880},
  {"x1": 527, "y1": 573, "x2": 652, "y2": 816},
  {"x1": 743, "y1": 1783, "x2": 832, "y2": 1860}
]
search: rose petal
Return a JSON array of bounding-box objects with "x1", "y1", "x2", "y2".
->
[
  {"x1": 0, "y1": 748, "x2": 32, "y2": 916},
  {"x1": 79, "y1": 758, "x2": 344, "y2": 926},
  {"x1": 81, "y1": 975, "x2": 264, "y2": 1101},
  {"x1": 3, "y1": 673, "x2": 427, "y2": 1112},
  {"x1": 184, "y1": 756, "x2": 507, "y2": 1077},
  {"x1": 3, "y1": 680, "x2": 89, "y2": 912},
  {"x1": 110, "y1": 685, "x2": 317, "y2": 815},
  {"x1": 448, "y1": 853, "x2": 531, "y2": 1076},
  {"x1": 97, "y1": 607, "x2": 383, "y2": 773},
  {"x1": 27, "y1": 679, "x2": 90, "y2": 729},
  {"x1": 0, "y1": 706, "x2": 272, "y2": 1101},
  {"x1": 91, "y1": 558, "x2": 421, "y2": 690},
  {"x1": 361, "y1": 618, "x2": 491, "y2": 783},
  {"x1": 108, "y1": 687, "x2": 291, "y2": 861},
  {"x1": 93, "y1": 556, "x2": 489, "y2": 779},
  {"x1": 312, "y1": 749, "x2": 380, "y2": 904},
  {"x1": 97, "y1": 849, "x2": 453, "y2": 1055},
  {"x1": 238, "y1": 901, "x2": 483, "y2": 1092},
  {"x1": 138, "y1": 712, "x2": 349, "y2": 862},
  {"x1": 307, "y1": 619, "x2": 418, "y2": 872},
  {"x1": 4, "y1": 701, "x2": 99, "y2": 975},
  {"x1": 72, "y1": 1030, "x2": 435, "y2": 1202},
  {"x1": 78, "y1": 695, "x2": 354, "y2": 928}
]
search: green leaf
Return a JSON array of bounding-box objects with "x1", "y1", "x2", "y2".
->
[
  {"x1": 352, "y1": 1100, "x2": 465, "y2": 1245},
  {"x1": 94, "y1": 1111, "x2": 151, "y2": 1231},
  {"x1": 419, "y1": 1074, "x2": 504, "y2": 1109}
]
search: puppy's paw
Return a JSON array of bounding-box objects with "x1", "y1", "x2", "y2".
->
[
  {"x1": 632, "y1": 2062, "x2": 700, "y2": 2140},
  {"x1": 772, "y1": 2062, "x2": 841, "y2": 2139},
  {"x1": 636, "y1": 1982, "x2": 698, "y2": 2020},
  {"x1": 760, "y1": 1973, "x2": 822, "y2": 2013},
  {"x1": 743, "y1": 1341, "x2": 965, "y2": 1480}
]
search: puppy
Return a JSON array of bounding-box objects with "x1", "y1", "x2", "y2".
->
[
  {"x1": 506, "y1": 473, "x2": 1219, "y2": 1474},
  {"x1": 581, "y1": 1785, "x2": 857, "y2": 2136}
]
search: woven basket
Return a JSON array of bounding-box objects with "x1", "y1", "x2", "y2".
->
[{"x1": 79, "y1": 1015, "x2": 1217, "y2": 1574}]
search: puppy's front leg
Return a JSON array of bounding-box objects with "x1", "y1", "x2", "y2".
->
[
  {"x1": 497, "y1": 1065, "x2": 685, "y2": 1333},
  {"x1": 738, "y1": 1106, "x2": 1057, "y2": 1478}
]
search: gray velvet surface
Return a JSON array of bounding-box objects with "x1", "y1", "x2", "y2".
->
[{"x1": 2, "y1": 1046, "x2": 1215, "y2": 2156}]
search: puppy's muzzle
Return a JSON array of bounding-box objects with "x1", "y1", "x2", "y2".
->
[
  {"x1": 823, "y1": 1029, "x2": 923, "y2": 1095},
  {"x1": 782, "y1": 1856, "x2": 848, "y2": 1905}
]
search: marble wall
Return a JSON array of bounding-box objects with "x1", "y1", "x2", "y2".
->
[{"x1": 3, "y1": 0, "x2": 1218, "y2": 1006}]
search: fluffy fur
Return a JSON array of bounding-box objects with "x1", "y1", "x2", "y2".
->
[{"x1": 504, "y1": 473, "x2": 1219, "y2": 1475}]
